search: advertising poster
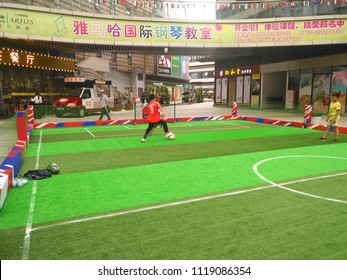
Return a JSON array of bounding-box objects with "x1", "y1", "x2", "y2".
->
[
  {"x1": 236, "y1": 76, "x2": 244, "y2": 104},
  {"x1": 251, "y1": 79, "x2": 260, "y2": 96},
  {"x1": 157, "y1": 55, "x2": 172, "y2": 75},
  {"x1": 243, "y1": 75, "x2": 251, "y2": 105},
  {"x1": 171, "y1": 56, "x2": 181, "y2": 77},
  {"x1": 221, "y1": 78, "x2": 228, "y2": 103},
  {"x1": 331, "y1": 70, "x2": 347, "y2": 113},
  {"x1": 251, "y1": 95, "x2": 260, "y2": 108},
  {"x1": 180, "y1": 56, "x2": 189, "y2": 78},
  {"x1": 298, "y1": 73, "x2": 312, "y2": 111},
  {"x1": 216, "y1": 78, "x2": 222, "y2": 103},
  {"x1": 312, "y1": 74, "x2": 331, "y2": 114},
  {"x1": 251, "y1": 77, "x2": 260, "y2": 108}
]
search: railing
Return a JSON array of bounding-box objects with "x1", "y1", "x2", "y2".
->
[{"x1": 1, "y1": 0, "x2": 346, "y2": 20}]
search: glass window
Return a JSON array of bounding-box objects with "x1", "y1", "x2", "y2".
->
[{"x1": 288, "y1": 70, "x2": 300, "y2": 91}]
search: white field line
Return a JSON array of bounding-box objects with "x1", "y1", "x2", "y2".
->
[
  {"x1": 85, "y1": 124, "x2": 251, "y2": 139},
  {"x1": 178, "y1": 123, "x2": 193, "y2": 127},
  {"x1": 30, "y1": 171, "x2": 346, "y2": 233},
  {"x1": 21, "y1": 130, "x2": 43, "y2": 260},
  {"x1": 253, "y1": 155, "x2": 347, "y2": 205},
  {"x1": 84, "y1": 128, "x2": 96, "y2": 138}
]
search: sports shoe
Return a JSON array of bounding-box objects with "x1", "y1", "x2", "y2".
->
[
  {"x1": 141, "y1": 138, "x2": 146, "y2": 142},
  {"x1": 319, "y1": 137, "x2": 326, "y2": 141},
  {"x1": 165, "y1": 132, "x2": 173, "y2": 138},
  {"x1": 333, "y1": 139, "x2": 338, "y2": 143}
]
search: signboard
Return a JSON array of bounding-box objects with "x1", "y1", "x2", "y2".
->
[
  {"x1": 217, "y1": 66, "x2": 260, "y2": 78},
  {"x1": 0, "y1": 7, "x2": 346, "y2": 47},
  {"x1": 0, "y1": 48, "x2": 75, "y2": 72}
]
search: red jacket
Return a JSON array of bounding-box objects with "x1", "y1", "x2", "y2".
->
[{"x1": 147, "y1": 101, "x2": 161, "y2": 123}]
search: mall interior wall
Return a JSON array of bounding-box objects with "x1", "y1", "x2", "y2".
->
[
  {"x1": 261, "y1": 72, "x2": 287, "y2": 109},
  {"x1": 260, "y1": 52, "x2": 347, "y2": 75},
  {"x1": 258, "y1": 51, "x2": 347, "y2": 109}
]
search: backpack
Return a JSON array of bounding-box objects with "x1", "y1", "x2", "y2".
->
[{"x1": 23, "y1": 169, "x2": 53, "y2": 180}]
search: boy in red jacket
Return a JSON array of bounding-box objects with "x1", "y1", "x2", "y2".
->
[{"x1": 141, "y1": 94, "x2": 173, "y2": 142}]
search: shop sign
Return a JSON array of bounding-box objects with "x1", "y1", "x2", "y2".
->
[
  {"x1": 217, "y1": 65, "x2": 260, "y2": 78},
  {"x1": 0, "y1": 48, "x2": 75, "y2": 72}
]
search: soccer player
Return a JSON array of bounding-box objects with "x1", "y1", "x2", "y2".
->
[
  {"x1": 319, "y1": 92, "x2": 341, "y2": 142},
  {"x1": 141, "y1": 94, "x2": 173, "y2": 142}
]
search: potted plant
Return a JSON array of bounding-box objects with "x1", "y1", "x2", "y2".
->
[
  {"x1": 125, "y1": 99, "x2": 133, "y2": 110},
  {"x1": 113, "y1": 98, "x2": 122, "y2": 111}
]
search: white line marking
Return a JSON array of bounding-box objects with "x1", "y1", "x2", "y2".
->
[
  {"x1": 225, "y1": 123, "x2": 250, "y2": 128},
  {"x1": 253, "y1": 155, "x2": 347, "y2": 204},
  {"x1": 22, "y1": 130, "x2": 43, "y2": 260},
  {"x1": 81, "y1": 123, "x2": 250, "y2": 138},
  {"x1": 30, "y1": 170, "x2": 346, "y2": 233},
  {"x1": 31, "y1": 185, "x2": 273, "y2": 232},
  {"x1": 84, "y1": 128, "x2": 95, "y2": 138},
  {"x1": 124, "y1": 126, "x2": 131, "y2": 129}
]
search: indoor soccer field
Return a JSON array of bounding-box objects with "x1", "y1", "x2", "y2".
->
[{"x1": 1, "y1": 119, "x2": 347, "y2": 260}]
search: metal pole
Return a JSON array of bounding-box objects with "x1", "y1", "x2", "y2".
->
[
  {"x1": 133, "y1": 97, "x2": 137, "y2": 125},
  {"x1": 173, "y1": 96, "x2": 176, "y2": 123}
]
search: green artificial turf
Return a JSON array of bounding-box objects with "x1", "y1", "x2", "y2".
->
[{"x1": 1, "y1": 120, "x2": 347, "y2": 260}]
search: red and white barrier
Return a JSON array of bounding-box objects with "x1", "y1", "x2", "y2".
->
[
  {"x1": 303, "y1": 104, "x2": 312, "y2": 128},
  {"x1": 231, "y1": 101, "x2": 238, "y2": 118}
]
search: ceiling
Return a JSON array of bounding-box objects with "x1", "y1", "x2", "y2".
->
[{"x1": 1, "y1": 37, "x2": 346, "y2": 66}]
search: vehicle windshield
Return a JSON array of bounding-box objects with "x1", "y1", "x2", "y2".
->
[
  {"x1": 70, "y1": 88, "x2": 83, "y2": 97},
  {"x1": 61, "y1": 88, "x2": 83, "y2": 97}
]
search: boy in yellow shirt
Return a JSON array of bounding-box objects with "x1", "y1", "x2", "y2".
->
[{"x1": 319, "y1": 92, "x2": 341, "y2": 142}]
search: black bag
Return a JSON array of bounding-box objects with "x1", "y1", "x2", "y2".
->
[{"x1": 23, "y1": 169, "x2": 53, "y2": 180}]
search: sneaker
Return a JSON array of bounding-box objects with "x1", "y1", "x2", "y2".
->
[
  {"x1": 319, "y1": 137, "x2": 326, "y2": 141},
  {"x1": 141, "y1": 138, "x2": 146, "y2": 142},
  {"x1": 333, "y1": 139, "x2": 338, "y2": 143},
  {"x1": 165, "y1": 132, "x2": 173, "y2": 138}
]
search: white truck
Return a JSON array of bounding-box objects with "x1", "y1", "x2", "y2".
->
[{"x1": 53, "y1": 77, "x2": 115, "y2": 117}]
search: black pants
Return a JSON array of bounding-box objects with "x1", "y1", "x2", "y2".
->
[
  {"x1": 99, "y1": 106, "x2": 111, "y2": 120},
  {"x1": 34, "y1": 104, "x2": 43, "y2": 119},
  {"x1": 143, "y1": 119, "x2": 169, "y2": 138}
]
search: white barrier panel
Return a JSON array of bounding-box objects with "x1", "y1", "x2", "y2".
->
[{"x1": 0, "y1": 172, "x2": 9, "y2": 209}]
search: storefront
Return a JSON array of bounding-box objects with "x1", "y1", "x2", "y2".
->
[
  {"x1": 289, "y1": 66, "x2": 347, "y2": 114},
  {"x1": 215, "y1": 65, "x2": 261, "y2": 108},
  {"x1": 0, "y1": 47, "x2": 75, "y2": 117},
  {"x1": 146, "y1": 75, "x2": 190, "y2": 104}
]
